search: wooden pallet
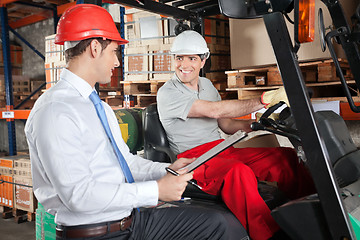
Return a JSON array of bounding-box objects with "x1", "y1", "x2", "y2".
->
[
  {"x1": 134, "y1": 94, "x2": 157, "y2": 107},
  {"x1": 98, "y1": 88, "x2": 123, "y2": 107},
  {"x1": 121, "y1": 80, "x2": 166, "y2": 95},
  {"x1": 1, "y1": 206, "x2": 13, "y2": 219},
  {"x1": 1, "y1": 206, "x2": 35, "y2": 223},
  {"x1": 12, "y1": 208, "x2": 35, "y2": 223},
  {"x1": 227, "y1": 86, "x2": 279, "y2": 100},
  {"x1": 0, "y1": 75, "x2": 31, "y2": 92},
  {"x1": 318, "y1": 59, "x2": 353, "y2": 82},
  {"x1": 227, "y1": 80, "x2": 359, "y2": 101},
  {"x1": 226, "y1": 64, "x2": 317, "y2": 88},
  {"x1": 0, "y1": 91, "x2": 41, "y2": 108},
  {"x1": 98, "y1": 87, "x2": 122, "y2": 96},
  {"x1": 101, "y1": 95, "x2": 124, "y2": 107},
  {"x1": 226, "y1": 59, "x2": 351, "y2": 88}
]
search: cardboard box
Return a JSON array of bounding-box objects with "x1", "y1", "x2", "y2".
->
[
  {"x1": 13, "y1": 169, "x2": 31, "y2": 177},
  {"x1": 0, "y1": 167, "x2": 13, "y2": 175},
  {"x1": 0, "y1": 44, "x2": 22, "y2": 65},
  {"x1": 0, "y1": 75, "x2": 30, "y2": 92},
  {"x1": 45, "y1": 34, "x2": 65, "y2": 64},
  {"x1": 45, "y1": 62, "x2": 66, "y2": 89},
  {"x1": 229, "y1": 0, "x2": 358, "y2": 69},
  {"x1": 0, "y1": 155, "x2": 29, "y2": 168},
  {"x1": 124, "y1": 46, "x2": 149, "y2": 81},
  {"x1": 14, "y1": 176, "x2": 36, "y2": 212},
  {"x1": 0, "y1": 175, "x2": 13, "y2": 208},
  {"x1": 14, "y1": 158, "x2": 31, "y2": 169}
]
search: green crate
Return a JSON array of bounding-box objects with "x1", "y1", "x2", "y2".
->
[
  {"x1": 36, "y1": 203, "x2": 56, "y2": 240},
  {"x1": 349, "y1": 213, "x2": 360, "y2": 239}
]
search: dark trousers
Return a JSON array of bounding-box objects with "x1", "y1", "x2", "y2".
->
[{"x1": 56, "y1": 206, "x2": 229, "y2": 240}]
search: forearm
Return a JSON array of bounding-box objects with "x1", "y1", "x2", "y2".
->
[
  {"x1": 218, "y1": 118, "x2": 253, "y2": 135},
  {"x1": 189, "y1": 98, "x2": 264, "y2": 119}
]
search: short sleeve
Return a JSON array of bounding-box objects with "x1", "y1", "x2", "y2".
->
[{"x1": 157, "y1": 82, "x2": 196, "y2": 121}]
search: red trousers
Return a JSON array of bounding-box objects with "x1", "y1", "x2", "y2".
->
[{"x1": 178, "y1": 139, "x2": 315, "y2": 240}]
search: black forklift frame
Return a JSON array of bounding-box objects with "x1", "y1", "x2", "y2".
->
[{"x1": 263, "y1": 12, "x2": 355, "y2": 239}]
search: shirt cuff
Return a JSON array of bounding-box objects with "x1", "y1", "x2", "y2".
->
[{"x1": 135, "y1": 181, "x2": 159, "y2": 207}]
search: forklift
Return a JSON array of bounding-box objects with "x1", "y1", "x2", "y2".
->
[
  {"x1": 219, "y1": 0, "x2": 360, "y2": 239},
  {"x1": 130, "y1": 0, "x2": 360, "y2": 239}
]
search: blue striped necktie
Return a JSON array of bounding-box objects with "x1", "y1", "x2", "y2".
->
[{"x1": 89, "y1": 91, "x2": 135, "y2": 183}]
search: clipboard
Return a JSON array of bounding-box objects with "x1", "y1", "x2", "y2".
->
[{"x1": 181, "y1": 130, "x2": 248, "y2": 173}]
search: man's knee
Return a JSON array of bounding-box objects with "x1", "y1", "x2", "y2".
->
[{"x1": 204, "y1": 211, "x2": 229, "y2": 239}]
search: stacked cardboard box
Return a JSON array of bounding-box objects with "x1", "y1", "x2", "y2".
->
[
  {"x1": 122, "y1": 9, "x2": 178, "y2": 106},
  {"x1": 0, "y1": 43, "x2": 25, "y2": 108},
  {"x1": 44, "y1": 34, "x2": 66, "y2": 90},
  {"x1": 13, "y1": 157, "x2": 37, "y2": 213},
  {"x1": 0, "y1": 44, "x2": 23, "y2": 76},
  {"x1": 226, "y1": 0, "x2": 358, "y2": 102},
  {"x1": 0, "y1": 154, "x2": 38, "y2": 217},
  {"x1": 123, "y1": 9, "x2": 232, "y2": 105},
  {"x1": 124, "y1": 9, "x2": 176, "y2": 82},
  {"x1": 0, "y1": 155, "x2": 26, "y2": 208},
  {"x1": 228, "y1": 0, "x2": 358, "y2": 69},
  {"x1": 36, "y1": 202, "x2": 56, "y2": 240},
  {"x1": 0, "y1": 75, "x2": 31, "y2": 92}
]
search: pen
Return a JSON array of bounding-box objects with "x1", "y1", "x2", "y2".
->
[{"x1": 165, "y1": 167, "x2": 203, "y2": 190}]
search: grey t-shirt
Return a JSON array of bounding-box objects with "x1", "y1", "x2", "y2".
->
[{"x1": 157, "y1": 74, "x2": 222, "y2": 154}]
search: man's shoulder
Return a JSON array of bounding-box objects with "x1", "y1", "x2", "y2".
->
[
  {"x1": 199, "y1": 77, "x2": 215, "y2": 87},
  {"x1": 158, "y1": 78, "x2": 178, "y2": 96},
  {"x1": 31, "y1": 83, "x2": 79, "y2": 114}
]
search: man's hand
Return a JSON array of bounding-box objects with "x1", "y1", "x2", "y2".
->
[
  {"x1": 157, "y1": 168, "x2": 193, "y2": 201},
  {"x1": 261, "y1": 86, "x2": 289, "y2": 108},
  {"x1": 169, "y1": 157, "x2": 196, "y2": 171},
  {"x1": 255, "y1": 112, "x2": 280, "y2": 122}
]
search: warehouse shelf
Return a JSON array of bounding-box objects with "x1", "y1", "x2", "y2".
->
[
  {"x1": 0, "y1": 109, "x2": 30, "y2": 120},
  {"x1": 1, "y1": 0, "x2": 360, "y2": 153}
]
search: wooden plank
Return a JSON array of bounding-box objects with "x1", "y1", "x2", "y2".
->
[
  {"x1": 150, "y1": 81, "x2": 165, "y2": 94},
  {"x1": 123, "y1": 82, "x2": 150, "y2": 95},
  {"x1": 152, "y1": 73, "x2": 173, "y2": 81},
  {"x1": 135, "y1": 95, "x2": 156, "y2": 107},
  {"x1": 1, "y1": 206, "x2": 13, "y2": 219}
]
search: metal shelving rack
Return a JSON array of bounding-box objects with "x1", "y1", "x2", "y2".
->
[
  {"x1": 0, "y1": 0, "x2": 217, "y2": 155},
  {"x1": 0, "y1": 0, "x2": 84, "y2": 155}
]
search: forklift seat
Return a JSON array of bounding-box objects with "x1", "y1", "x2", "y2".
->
[
  {"x1": 142, "y1": 103, "x2": 287, "y2": 208},
  {"x1": 315, "y1": 111, "x2": 360, "y2": 189}
]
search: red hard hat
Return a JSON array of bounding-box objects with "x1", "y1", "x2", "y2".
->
[{"x1": 55, "y1": 4, "x2": 128, "y2": 45}]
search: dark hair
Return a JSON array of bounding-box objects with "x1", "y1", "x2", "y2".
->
[
  {"x1": 198, "y1": 54, "x2": 206, "y2": 60},
  {"x1": 65, "y1": 38, "x2": 112, "y2": 62}
]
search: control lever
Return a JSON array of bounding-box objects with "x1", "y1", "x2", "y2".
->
[
  {"x1": 260, "y1": 118, "x2": 299, "y2": 136},
  {"x1": 251, "y1": 122, "x2": 302, "y2": 142}
]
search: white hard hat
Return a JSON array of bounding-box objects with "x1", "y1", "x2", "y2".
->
[{"x1": 170, "y1": 30, "x2": 210, "y2": 59}]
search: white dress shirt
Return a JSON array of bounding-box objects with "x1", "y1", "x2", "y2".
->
[{"x1": 25, "y1": 69, "x2": 169, "y2": 226}]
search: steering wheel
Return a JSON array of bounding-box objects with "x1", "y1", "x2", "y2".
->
[
  {"x1": 250, "y1": 102, "x2": 307, "y2": 162},
  {"x1": 250, "y1": 102, "x2": 301, "y2": 143}
]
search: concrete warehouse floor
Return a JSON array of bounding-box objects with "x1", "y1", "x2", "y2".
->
[{"x1": 0, "y1": 208, "x2": 36, "y2": 240}]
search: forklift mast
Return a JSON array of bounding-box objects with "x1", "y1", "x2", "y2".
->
[{"x1": 218, "y1": 0, "x2": 360, "y2": 239}]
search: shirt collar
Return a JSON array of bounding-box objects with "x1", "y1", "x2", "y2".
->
[
  {"x1": 172, "y1": 73, "x2": 205, "y2": 93},
  {"x1": 60, "y1": 69, "x2": 95, "y2": 99}
]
